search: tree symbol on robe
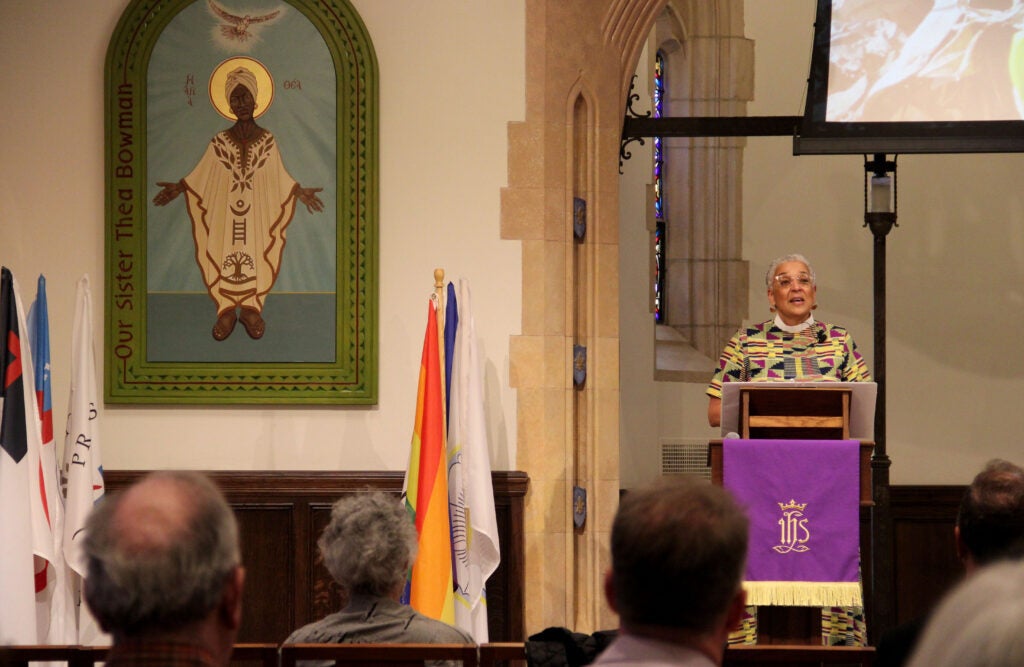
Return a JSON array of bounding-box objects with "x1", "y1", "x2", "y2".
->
[{"x1": 223, "y1": 251, "x2": 255, "y2": 283}]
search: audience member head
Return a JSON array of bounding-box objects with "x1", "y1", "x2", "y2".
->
[
  {"x1": 83, "y1": 471, "x2": 244, "y2": 655},
  {"x1": 318, "y1": 491, "x2": 418, "y2": 600},
  {"x1": 956, "y1": 459, "x2": 1024, "y2": 571},
  {"x1": 907, "y1": 560, "x2": 1024, "y2": 667},
  {"x1": 605, "y1": 476, "x2": 749, "y2": 651}
]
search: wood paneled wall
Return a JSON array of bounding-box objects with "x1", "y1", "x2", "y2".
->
[
  {"x1": 104, "y1": 471, "x2": 528, "y2": 643},
  {"x1": 888, "y1": 485, "x2": 965, "y2": 625},
  {"x1": 102, "y1": 472, "x2": 963, "y2": 644}
]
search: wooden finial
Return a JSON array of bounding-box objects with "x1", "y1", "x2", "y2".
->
[{"x1": 434, "y1": 268, "x2": 445, "y2": 289}]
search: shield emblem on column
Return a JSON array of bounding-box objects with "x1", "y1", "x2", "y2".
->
[
  {"x1": 573, "y1": 344, "x2": 586, "y2": 387},
  {"x1": 573, "y1": 197, "x2": 586, "y2": 240},
  {"x1": 573, "y1": 486, "x2": 587, "y2": 528}
]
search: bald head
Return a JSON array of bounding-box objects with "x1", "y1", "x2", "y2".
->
[
  {"x1": 83, "y1": 471, "x2": 241, "y2": 638},
  {"x1": 110, "y1": 474, "x2": 200, "y2": 555}
]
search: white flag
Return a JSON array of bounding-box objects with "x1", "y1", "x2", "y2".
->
[
  {"x1": 62, "y1": 275, "x2": 107, "y2": 645},
  {"x1": 48, "y1": 501, "x2": 76, "y2": 644},
  {"x1": 0, "y1": 268, "x2": 44, "y2": 643},
  {"x1": 27, "y1": 275, "x2": 69, "y2": 644},
  {"x1": 446, "y1": 278, "x2": 500, "y2": 642}
]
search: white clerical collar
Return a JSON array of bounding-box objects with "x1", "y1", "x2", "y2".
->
[{"x1": 774, "y1": 314, "x2": 815, "y2": 333}]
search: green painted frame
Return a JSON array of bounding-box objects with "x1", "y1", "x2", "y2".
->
[{"x1": 104, "y1": 0, "x2": 378, "y2": 404}]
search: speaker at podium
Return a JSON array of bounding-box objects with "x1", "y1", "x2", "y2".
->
[{"x1": 710, "y1": 381, "x2": 877, "y2": 646}]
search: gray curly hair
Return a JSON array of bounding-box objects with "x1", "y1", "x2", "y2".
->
[
  {"x1": 318, "y1": 491, "x2": 418, "y2": 597},
  {"x1": 765, "y1": 253, "x2": 816, "y2": 289}
]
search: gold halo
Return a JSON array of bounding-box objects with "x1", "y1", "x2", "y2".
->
[{"x1": 208, "y1": 56, "x2": 274, "y2": 121}]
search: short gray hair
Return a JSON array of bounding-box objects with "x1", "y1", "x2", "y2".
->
[
  {"x1": 610, "y1": 477, "x2": 748, "y2": 633},
  {"x1": 318, "y1": 492, "x2": 418, "y2": 597},
  {"x1": 765, "y1": 253, "x2": 816, "y2": 289},
  {"x1": 83, "y1": 471, "x2": 240, "y2": 636}
]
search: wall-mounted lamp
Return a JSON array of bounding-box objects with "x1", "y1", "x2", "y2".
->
[{"x1": 864, "y1": 153, "x2": 898, "y2": 237}]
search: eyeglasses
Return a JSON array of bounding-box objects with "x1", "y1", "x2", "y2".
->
[{"x1": 772, "y1": 274, "x2": 813, "y2": 289}]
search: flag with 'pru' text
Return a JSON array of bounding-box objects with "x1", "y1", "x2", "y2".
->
[{"x1": 61, "y1": 275, "x2": 107, "y2": 645}]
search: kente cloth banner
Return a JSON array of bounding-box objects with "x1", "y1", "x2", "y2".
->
[
  {"x1": 724, "y1": 438, "x2": 861, "y2": 607},
  {"x1": 401, "y1": 295, "x2": 455, "y2": 624}
]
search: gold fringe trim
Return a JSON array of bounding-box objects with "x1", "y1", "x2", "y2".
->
[{"x1": 743, "y1": 581, "x2": 862, "y2": 607}]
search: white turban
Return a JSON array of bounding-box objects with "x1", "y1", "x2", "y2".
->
[{"x1": 225, "y1": 67, "x2": 257, "y2": 102}]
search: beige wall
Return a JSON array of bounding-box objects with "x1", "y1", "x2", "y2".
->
[
  {"x1": 621, "y1": 1, "x2": 1024, "y2": 487},
  {"x1": 0, "y1": 0, "x2": 524, "y2": 472},
  {"x1": 6, "y1": 0, "x2": 1024, "y2": 635},
  {"x1": 748, "y1": 1, "x2": 1024, "y2": 485}
]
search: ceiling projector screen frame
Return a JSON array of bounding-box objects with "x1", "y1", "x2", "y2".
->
[{"x1": 794, "y1": 0, "x2": 1024, "y2": 155}]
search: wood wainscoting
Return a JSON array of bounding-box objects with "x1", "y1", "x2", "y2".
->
[
  {"x1": 102, "y1": 472, "x2": 961, "y2": 645},
  {"x1": 856, "y1": 485, "x2": 965, "y2": 641},
  {"x1": 104, "y1": 471, "x2": 528, "y2": 644},
  {"x1": 888, "y1": 485, "x2": 965, "y2": 626}
]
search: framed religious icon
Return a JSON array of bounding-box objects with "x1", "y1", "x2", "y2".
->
[{"x1": 104, "y1": 0, "x2": 378, "y2": 404}]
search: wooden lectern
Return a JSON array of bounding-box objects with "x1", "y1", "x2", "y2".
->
[
  {"x1": 739, "y1": 385, "x2": 852, "y2": 440},
  {"x1": 710, "y1": 386, "x2": 874, "y2": 505},
  {"x1": 709, "y1": 384, "x2": 875, "y2": 645}
]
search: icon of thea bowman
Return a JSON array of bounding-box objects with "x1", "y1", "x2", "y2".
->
[{"x1": 152, "y1": 58, "x2": 323, "y2": 342}]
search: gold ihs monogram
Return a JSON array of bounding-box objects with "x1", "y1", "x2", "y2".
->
[{"x1": 773, "y1": 499, "x2": 810, "y2": 554}]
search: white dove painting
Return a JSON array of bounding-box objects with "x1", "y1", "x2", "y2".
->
[{"x1": 207, "y1": 0, "x2": 284, "y2": 52}]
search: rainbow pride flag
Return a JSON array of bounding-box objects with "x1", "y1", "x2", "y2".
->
[{"x1": 401, "y1": 296, "x2": 455, "y2": 624}]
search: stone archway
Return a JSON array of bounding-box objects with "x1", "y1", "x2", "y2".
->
[
  {"x1": 502, "y1": 0, "x2": 668, "y2": 634},
  {"x1": 504, "y1": 0, "x2": 753, "y2": 635}
]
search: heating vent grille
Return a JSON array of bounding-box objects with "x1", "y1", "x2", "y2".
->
[{"x1": 660, "y1": 439, "x2": 710, "y2": 480}]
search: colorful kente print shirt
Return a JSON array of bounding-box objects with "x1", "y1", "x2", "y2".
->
[{"x1": 707, "y1": 320, "x2": 872, "y2": 399}]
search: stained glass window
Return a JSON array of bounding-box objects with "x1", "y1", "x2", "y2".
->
[{"x1": 653, "y1": 50, "x2": 666, "y2": 323}]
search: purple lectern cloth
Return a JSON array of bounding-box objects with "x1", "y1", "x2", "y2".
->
[{"x1": 724, "y1": 439, "x2": 860, "y2": 586}]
